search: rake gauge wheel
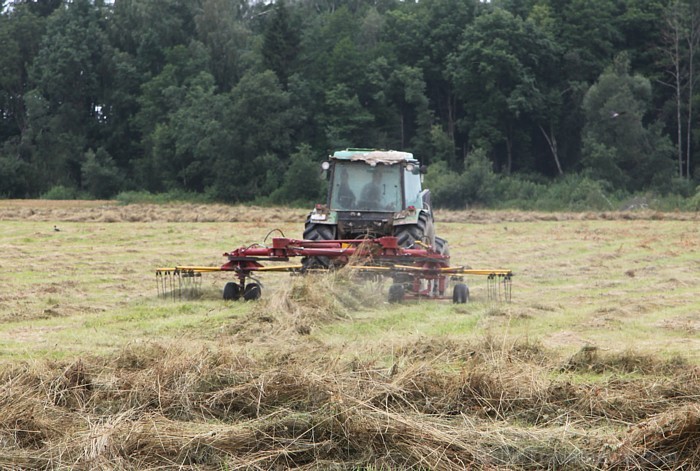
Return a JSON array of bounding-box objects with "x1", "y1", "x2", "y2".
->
[
  {"x1": 223, "y1": 282, "x2": 241, "y2": 301},
  {"x1": 243, "y1": 282, "x2": 262, "y2": 301},
  {"x1": 453, "y1": 283, "x2": 469, "y2": 304},
  {"x1": 388, "y1": 283, "x2": 405, "y2": 303}
]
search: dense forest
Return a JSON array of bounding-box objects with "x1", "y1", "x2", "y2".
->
[{"x1": 1, "y1": 0, "x2": 699, "y2": 209}]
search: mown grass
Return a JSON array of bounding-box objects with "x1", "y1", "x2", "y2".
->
[
  {"x1": 1, "y1": 202, "x2": 699, "y2": 469},
  {"x1": 1, "y1": 211, "x2": 698, "y2": 360}
]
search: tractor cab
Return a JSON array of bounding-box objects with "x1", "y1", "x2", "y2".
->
[
  {"x1": 330, "y1": 159, "x2": 402, "y2": 212},
  {"x1": 307, "y1": 149, "x2": 434, "y2": 245}
]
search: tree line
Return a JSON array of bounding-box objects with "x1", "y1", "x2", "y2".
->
[{"x1": 1, "y1": 0, "x2": 699, "y2": 209}]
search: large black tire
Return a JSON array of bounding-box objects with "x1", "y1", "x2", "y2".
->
[
  {"x1": 302, "y1": 221, "x2": 337, "y2": 270},
  {"x1": 223, "y1": 282, "x2": 241, "y2": 301},
  {"x1": 435, "y1": 236, "x2": 449, "y2": 256},
  {"x1": 394, "y1": 211, "x2": 435, "y2": 248},
  {"x1": 303, "y1": 221, "x2": 336, "y2": 241}
]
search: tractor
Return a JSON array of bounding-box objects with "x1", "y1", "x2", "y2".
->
[
  {"x1": 156, "y1": 149, "x2": 513, "y2": 304},
  {"x1": 303, "y1": 149, "x2": 447, "y2": 269}
]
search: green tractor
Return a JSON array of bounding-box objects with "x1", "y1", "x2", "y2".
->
[{"x1": 304, "y1": 149, "x2": 447, "y2": 267}]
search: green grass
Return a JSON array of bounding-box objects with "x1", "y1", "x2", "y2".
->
[
  {"x1": 1, "y1": 213, "x2": 699, "y2": 364},
  {"x1": 1, "y1": 204, "x2": 699, "y2": 469}
]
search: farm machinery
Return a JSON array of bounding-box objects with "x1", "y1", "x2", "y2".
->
[{"x1": 156, "y1": 149, "x2": 512, "y2": 303}]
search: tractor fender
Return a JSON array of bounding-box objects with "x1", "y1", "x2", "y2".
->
[
  {"x1": 392, "y1": 208, "x2": 429, "y2": 226},
  {"x1": 307, "y1": 208, "x2": 338, "y2": 225}
]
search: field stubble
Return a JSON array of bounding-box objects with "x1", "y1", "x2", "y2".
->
[{"x1": 0, "y1": 201, "x2": 699, "y2": 469}]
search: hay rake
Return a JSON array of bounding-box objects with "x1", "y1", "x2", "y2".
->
[
  {"x1": 156, "y1": 236, "x2": 512, "y2": 303},
  {"x1": 156, "y1": 268, "x2": 203, "y2": 300}
]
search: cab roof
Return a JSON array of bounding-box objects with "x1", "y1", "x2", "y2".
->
[{"x1": 331, "y1": 148, "x2": 416, "y2": 166}]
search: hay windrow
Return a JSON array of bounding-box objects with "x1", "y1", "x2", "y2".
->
[
  {"x1": 1, "y1": 341, "x2": 699, "y2": 469},
  {"x1": 228, "y1": 268, "x2": 385, "y2": 339},
  {"x1": 607, "y1": 405, "x2": 700, "y2": 469},
  {"x1": 1, "y1": 200, "x2": 698, "y2": 223}
]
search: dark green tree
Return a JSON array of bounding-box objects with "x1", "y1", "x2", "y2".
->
[
  {"x1": 385, "y1": 0, "x2": 478, "y2": 161},
  {"x1": 262, "y1": 0, "x2": 300, "y2": 88},
  {"x1": 212, "y1": 70, "x2": 294, "y2": 201},
  {"x1": 0, "y1": 4, "x2": 47, "y2": 153},
  {"x1": 109, "y1": 0, "x2": 199, "y2": 75},
  {"x1": 81, "y1": 147, "x2": 124, "y2": 199},
  {"x1": 323, "y1": 84, "x2": 374, "y2": 149},
  {"x1": 271, "y1": 144, "x2": 325, "y2": 204},
  {"x1": 448, "y1": 7, "x2": 557, "y2": 174},
  {"x1": 545, "y1": 0, "x2": 622, "y2": 83},
  {"x1": 582, "y1": 55, "x2": 675, "y2": 191},
  {"x1": 24, "y1": 0, "x2": 111, "y2": 193},
  {"x1": 195, "y1": 0, "x2": 254, "y2": 91},
  {"x1": 151, "y1": 71, "x2": 229, "y2": 193},
  {"x1": 133, "y1": 41, "x2": 211, "y2": 190},
  {"x1": 0, "y1": 3, "x2": 46, "y2": 197}
]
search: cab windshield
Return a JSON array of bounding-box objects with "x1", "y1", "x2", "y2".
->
[{"x1": 330, "y1": 162, "x2": 402, "y2": 211}]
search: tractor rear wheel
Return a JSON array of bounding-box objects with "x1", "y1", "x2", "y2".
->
[
  {"x1": 302, "y1": 221, "x2": 337, "y2": 270},
  {"x1": 435, "y1": 236, "x2": 449, "y2": 256},
  {"x1": 394, "y1": 212, "x2": 435, "y2": 248},
  {"x1": 303, "y1": 221, "x2": 336, "y2": 241}
]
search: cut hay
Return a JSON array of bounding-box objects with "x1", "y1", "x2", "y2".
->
[
  {"x1": 2, "y1": 200, "x2": 698, "y2": 223},
  {"x1": 228, "y1": 267, "x2": 385, "y2": 339},
  {"x1": 1, "y1": 340, "x2": 700, "y2": 469},
  {"x1": 607, "y1": 404, "x2": 700, "y2": 469}
]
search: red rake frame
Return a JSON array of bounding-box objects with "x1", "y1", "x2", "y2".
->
[{"x1": 156, "y1": 236, "x2": 512, "y2": 303}]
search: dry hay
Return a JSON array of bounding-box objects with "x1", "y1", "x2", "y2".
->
[
  {"x1": 562, "y1": 345, "x2": 691, "y2": 376},
  {"x1": 1, "y1": 200, "x2": 698, "y2": 223},
  {"x1": 434, "y1": 208, "x2": 700, "y2": 224},
  {"x1": 3, "y1": 338, "x2": 700, "y2": 469},
  {"x1": 607, "y1": 404, "x2": 700, "y2": 469},
  {"x1": 0, "y1": 201, "x2": 310, "y2": 223},
  {"x1": 0, "y1": 341, "x2": 597, "y2": 469},
  {"x1": 228, "y1": 266, "x2": 385, "y2": 339}
]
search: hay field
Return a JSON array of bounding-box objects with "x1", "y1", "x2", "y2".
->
[{"x1": 0, "y1": 200, "x2": 699, "y2": 470}]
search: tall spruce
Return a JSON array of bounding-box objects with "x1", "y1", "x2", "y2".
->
[{"x1": 262, "y1": 1, "x2": 299, "y2": 89}]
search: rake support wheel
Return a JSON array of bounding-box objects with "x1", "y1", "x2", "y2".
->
[
  {"x1": 243, "y1": 282, "x2": 262, "y2": 301},
  {"x1": 453, "y1": 283, "x2": 469, "y2": 304},
  {"x1": 223, "y1": 282, "x2": 241, "y2": 301},
  {"x1": 388, "y1": 283, "x2": 405, "y2": 303}
]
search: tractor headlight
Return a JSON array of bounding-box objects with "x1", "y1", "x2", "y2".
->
[
  {"x1": 321, "y1": 161, "x2": 330, "y2": 171},
  {"x1": 406, "y1": 163, "x2": 415, "y2": 172}
]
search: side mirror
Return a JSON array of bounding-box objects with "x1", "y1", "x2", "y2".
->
[
  {"x1": 320, "y1": 161, "x2": 331, "y2": 180},
  {"x1": 420, "y1": 165, "x2": 428, "y2": 174}
]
